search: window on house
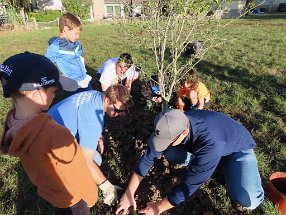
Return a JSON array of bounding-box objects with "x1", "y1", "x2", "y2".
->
[
  {"x1": 114, "y1": 6, "x2": 121, "y2": 15},
  {"x1": 106, "y1": 6, "x2": 113, "y2": 14}
]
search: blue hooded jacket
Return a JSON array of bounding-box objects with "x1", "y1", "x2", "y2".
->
[{"x1": 45, "y1": 37, "x2": 87, "y2": 82}]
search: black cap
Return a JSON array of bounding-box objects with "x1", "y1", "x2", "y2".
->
[{"x1": 0, "y1": 52, "x2": 78, "y2": 97}]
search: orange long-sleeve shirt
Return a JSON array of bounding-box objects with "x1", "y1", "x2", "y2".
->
[{"x1": 1, "y1": 110, "x2": 98, "y2": 208}]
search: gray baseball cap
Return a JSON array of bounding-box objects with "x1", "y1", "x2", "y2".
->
[{"x1": 148, "y1": 108, "x2": 189, "y2": 152}]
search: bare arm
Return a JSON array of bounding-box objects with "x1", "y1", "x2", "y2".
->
[
  {"x1": 116, "y1": 172, "x2": 144, "y2": 215},
  {"x1": 80, "y1": 147, "x2": 106, "y2": 185},
  {"x1": 101, "y1": 83, "x2": 109, "y2": 92},
  {"x1": 125, "y1": 78, "x2": 132, "y2": 91},
  {"x1": 197, "y1": 97, "x2": 205, "y2": 110},
  {"x1": 97, "y1": 135, "x2": 104, "y2": 154}
]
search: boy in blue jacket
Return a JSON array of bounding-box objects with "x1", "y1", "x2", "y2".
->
[
  {"x1": 46, "y1": 12, "x2": 92, "y2": 94},
  {"x1": 116, "y1": 109, "x2": 264, "y2": 215}
]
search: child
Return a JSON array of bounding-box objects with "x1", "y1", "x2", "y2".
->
[
  {"x1": 98, "y1": 53, "x2": 140, "y2": 92},
  {"x1": 0, "y1": 52, "x2": 98, "y2": 214},
  {"x1": 48, "y1": 85, "x2": 134, "y2": 206},
  {"x1": 141, "y1": 75, "x2": 162, "y2": 110},
  {"x1": 46, "y1": 12, "x2": 92, "y2": 94},
  {"x1": 177, "y1": 68, "x2": 210, "y2": 111}
]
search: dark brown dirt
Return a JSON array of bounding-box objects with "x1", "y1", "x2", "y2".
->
[
  {"x1": 90, "y1": 83, "x2": 264, "y2": 215},
  {"x1": 91, "y1": 86, "x2": 220, "y2": 215}
]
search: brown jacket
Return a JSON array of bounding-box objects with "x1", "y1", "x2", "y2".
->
[{"x1": 0, "y1": 110, "x2": 98, "y2": 208}]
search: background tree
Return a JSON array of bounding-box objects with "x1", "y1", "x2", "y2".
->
[
  {"x1": 1, "y1": 0, "x2": 28, "y2": 25},
  {"x1": 124, "y1": 0, "x2": 242, "y2": 109},
  {"x1": 245, "y1": 0, "x2": 258, "y2": 13},
  {"x1": 7, "y1": 0, "x2": 30, "y2": 11},
  {"x1": 62, "y1": 0, "x2": 91, "y2": 19}
]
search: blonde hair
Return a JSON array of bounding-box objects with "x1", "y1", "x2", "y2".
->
[
  {"x1": 59, "y1": 13, "x2": 82, "y2": 33},
  {"x1": 103, "y1": 85, "x2": 134, "y2": 108}
]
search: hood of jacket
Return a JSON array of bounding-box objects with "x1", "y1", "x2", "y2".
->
[
  {"x1": 0, "y1": 110, "x2": 50, "y2": 157},
  {"x1": 48, "y1": 36, "x2": 59, "y2": 46}
]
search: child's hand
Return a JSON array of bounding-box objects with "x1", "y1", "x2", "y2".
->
[
  {"x1": 152, "y1": 97, "x2": 162, "y2": 103},
  {"x1": 116, "y1": 190, "x2": 137, "y2": 215}
]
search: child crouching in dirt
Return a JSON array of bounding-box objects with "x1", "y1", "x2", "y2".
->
[
  {"x1": 0, "y1": 52, "x2": 98, "y2": 214},
  {"x1": 141, "y1": 75, "x2": 177, "y2": 110},
  {"x1": 177, "y1": 68, "x2": 210, "y2": 111},
  {"x1": 141, "y1": 75, "x2": 162, "y2": 110}
]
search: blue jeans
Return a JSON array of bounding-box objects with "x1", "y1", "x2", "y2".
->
[
  {"x1": 164, "y1": 145, "x2": 193, "y2": 167},
  {"x1": 164, "y1": 147, "x2": 264, "y2": 209},
  {"x1": 220, "y1": 149, "x2": 264, "y2": 209}
]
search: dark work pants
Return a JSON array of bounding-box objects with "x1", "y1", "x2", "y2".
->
[{"x1": 57, "y1": 199, "x2": 90, "y2": 215}]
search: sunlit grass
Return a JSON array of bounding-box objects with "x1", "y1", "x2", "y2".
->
[{"x1": 0, "y1": 13, "x2": 285, "y2": 214}]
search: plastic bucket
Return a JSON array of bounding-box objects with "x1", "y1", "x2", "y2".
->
[{"x1": 268, "y1": 172, "x2": 286, "y2": 215}]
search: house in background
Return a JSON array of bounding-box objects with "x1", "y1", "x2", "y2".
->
[
  {"x1": 31, "y1": 0, "x2": 62, "y2": 10},
  {"x1": 221, "y1": 0, "x2": 246, "y2": 18},
  {"x1": 30, "y1": 0, "x2": 285, "y2": 21},
  {"x1": 31, "y1": 0, "x2": 143, "y2": 20},
  {"x1": 92, "y1": 0, "x2": 143, "y2": 19},
  {"x1": 256, "y1": 0, "x2": 286, "y2": 12}
]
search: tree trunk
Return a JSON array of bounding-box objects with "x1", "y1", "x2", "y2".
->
[
  {"x1": 161, "y1": 99, "x2": 169, "y2": 111},
  {"x1": 19, "y1": 7, "x2": 26, "y2": 25},
  {"x1": 130, "y1": 0, "x2": 135, "y2": 17}
]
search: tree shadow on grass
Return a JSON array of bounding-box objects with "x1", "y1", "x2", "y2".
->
[
  {"x1": 197, "y1": 60, "x2": 286, "y2": 120},
  {"x1": 197, "y1": 60, "x2": 286, "y2": 172},
  {"x1": 85, "y1": 65, "x2": 102, "y2": 91}
]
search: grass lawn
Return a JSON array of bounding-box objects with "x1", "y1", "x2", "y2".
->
[{"x1": 0, "y1": 13, "x2": 285, "y2": 215}]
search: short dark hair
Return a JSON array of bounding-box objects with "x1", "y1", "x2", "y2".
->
[
  {"x1": 59, "y1": 13, "x2": 82, "y2": 32},
  {"x1": 118, "y1": 53, "x2": 133, "y2": 68}
]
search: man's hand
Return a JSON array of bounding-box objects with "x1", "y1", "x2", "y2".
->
[
  {"x1": 97, "y1": 136, "x2": 104, "y2": 154},
  {"x1": 99, "y1": 180, "x2": 123, "y2": 206},
  {"x1": 139, "y1": 202, "x2": 160, "y2": 215},
  {"x1": 116, "y1": 190, "x2": 137, "y2": 215},
  {"x1": 140, "y1": 197, "x2": 174, "y2": 215}
]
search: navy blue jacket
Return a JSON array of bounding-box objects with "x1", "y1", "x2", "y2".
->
[{"x1": 135, "y1": 110, "x2": 256, "y2": 206}]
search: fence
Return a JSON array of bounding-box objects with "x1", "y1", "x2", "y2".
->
[
  {"x1": 0, "y1": 15, "x2": 146, "y2": 30},
  {"x1": 28, "y1": 18, "x2": 59, "y2": 29},
  {"x1": 0, "y1": 15, "x2": 8, "y2": 26}
]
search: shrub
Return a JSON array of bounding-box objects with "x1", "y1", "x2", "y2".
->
[
  {"x1": 62, "y1": 0, "x2": 91, "y2": 20},
  {"x1": 6, "y1": 6, "x2": 23, "y2": 25},
  {"x1": 28, "y1": 10, "x2": 62, "y2": 22}
]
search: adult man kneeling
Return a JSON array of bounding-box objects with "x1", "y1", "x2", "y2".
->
[{"x1": 116, "y1": 109, "x2": 264, "y2": 214}]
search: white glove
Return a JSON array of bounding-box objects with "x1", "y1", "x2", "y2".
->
[{"x1": 99, "y1": 180, "x2": 123, "y2": 206}]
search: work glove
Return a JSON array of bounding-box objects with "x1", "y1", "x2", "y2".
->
[{"x1": 99, "y1": 180, "x2": 123, "y2": 206}]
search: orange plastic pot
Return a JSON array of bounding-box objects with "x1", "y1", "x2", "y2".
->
[{"x1": 268, "y1": 172, "x2": 286, "y2": 215}]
